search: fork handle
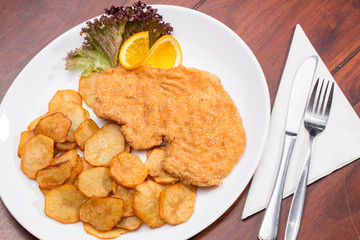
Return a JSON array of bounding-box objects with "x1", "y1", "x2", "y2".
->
[
  {"x1": 285, "y1": 135, "x2": 315, "y2": 240},
  {"x1": 258, "y1": 133, "x2": 297, "y2": 240}
]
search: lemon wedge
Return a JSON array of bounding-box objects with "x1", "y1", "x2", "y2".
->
[
  {"x1": 119, "y1": 32, "x2": 182, "y2": 69},
  {"x1": 119, "y1": 31, "x2": 150, "y2": 69}
]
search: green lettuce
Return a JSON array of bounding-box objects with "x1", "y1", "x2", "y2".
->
[{"x1": 65, "y1": 1, "x2": 173, "y2": 76}]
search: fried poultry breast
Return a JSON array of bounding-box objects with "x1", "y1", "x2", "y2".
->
[{"x1": 93, "y1": 65, "x2": 246, "y2": 186}]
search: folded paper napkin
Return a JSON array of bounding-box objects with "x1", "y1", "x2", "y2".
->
[{"x1": 242, "y1": 24, "x2": 360, "y2": 219}]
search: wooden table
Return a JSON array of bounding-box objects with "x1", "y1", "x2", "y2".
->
[{"x1": 1, "y1": 0, "x2": 359, "y2": 239}]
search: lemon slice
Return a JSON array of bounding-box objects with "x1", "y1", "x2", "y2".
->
[
  {"x1": 119, "y1": 31, "x2": 150, "y2": 69},
  {"x1": 143, "y1": 35, "x2": 182, "y2": 69},
  {"x1": 119, "y1": 32, "x2": 182, "y2": 69}
]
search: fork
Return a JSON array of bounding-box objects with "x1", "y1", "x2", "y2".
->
[{"x1": 285, "y1": 78, "x2": 334, "y2": 240}]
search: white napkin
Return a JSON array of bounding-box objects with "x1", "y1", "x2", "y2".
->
[{"x1": 242, "y1": 24, "x2": 360, "y2": 219}]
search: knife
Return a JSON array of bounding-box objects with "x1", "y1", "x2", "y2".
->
[{"x1": 258, "y1": 55, "x2": 318, "y2": 240}]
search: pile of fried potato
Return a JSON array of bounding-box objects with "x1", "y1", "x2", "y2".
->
[{"x1": 18, "y1": 87, "x2": 197, "y2": 239}]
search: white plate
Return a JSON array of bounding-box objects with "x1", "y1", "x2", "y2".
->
[{"x1": 0, "y1": 5, "x2": 270, "y2": 240}]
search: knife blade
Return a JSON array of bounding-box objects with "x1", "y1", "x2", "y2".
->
[{"x1": 258, "y1": 55, "x2": 318, "y2": 240}]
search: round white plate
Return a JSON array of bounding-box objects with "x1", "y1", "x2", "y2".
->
[{"x1": 0, "y1": 5, "x2": 270, "y2": 240}]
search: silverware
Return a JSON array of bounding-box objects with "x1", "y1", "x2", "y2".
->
[
  {"x1": 285, "y1": 78, "x2": 334, "y2": 240},
  {"x1": 258, "y1": 56, "x2": 318, "y2": 240}
]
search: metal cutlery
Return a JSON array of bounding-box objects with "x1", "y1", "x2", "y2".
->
[
  {"x1": 285, "y1": 78, "x2": 335, "y2": 240},
  {"x1": 258, "y1": 56, "x2": 318, "y2": 240}
]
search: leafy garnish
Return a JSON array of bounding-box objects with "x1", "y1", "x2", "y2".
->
[{"x1": 65, "y1": 1, "x2": 173, "y2": 76}]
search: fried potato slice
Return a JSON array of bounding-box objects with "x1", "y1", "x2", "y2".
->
[
  {"x1": 112, "y1": 181, "x2": 119, "y2": 195},
  {"x1": 40, "y1": 187, "x2": 51, "y2": 195},
  {"x1": 182, "y1": 182, "x2": 198, "y2": 193},
  {"x1": 84, "y1": 123, "x2": 125, "y2": 166},
  {"x1": 65, "y1": 156, "x2": 83, "y2": 184},
  {"x1": 133, "y1": 179, "x2": 165, "y2": 228},
  {"x1": 21, "y1": 134, "x2": 54, "y2": 179},
  {"x1": 34, "y1": 112, "x2": 72, "y2": 143},
  {"x1": 124, "y1": 142, "x2": 131, "y2": 153},
  {"x1": 73, "y1": 157, "x2": 92, "y2": 189},
  {"x1": 80, "y1": 197, "x2": 124, "y2": 231},
  {"x1": 45, "y1": 184, "x2": 88, "y2": 223},
  {"x1": 48, "y1": 89, "x2": 82, "y2": 112},
  {"x1": 114, "y1": 185, "x2": 134, "y2": 217},
  {"x1": 159, "y1": 183, "x2": 196, "y2": 225},
  {"x1": 60, "y1": 155, "x2": 85, "y2": 189},
  {"x1": 83, "y1": 223, "x2": 128, "y2": 239},
  {"x1": 145, "y1": 148, "x2": 178, "y2": 184},
  {"x1": 28, "y1": 112, "x2": 54, "y2": 130},
  {"x1": 55, "y1": 101, "x2": 90, "y2": 142},
  {"x1": 78, "y1": 167, "x2": 113, "y2": 197},
  {"x1": 116, "y1": 215, "x2": 142, "y2": 231},
  {"x1": 36, "y1": 160, "x2": 72, "y2": 189},
  {"x1": 144, "y1": 149, "x2": 164, "y2": 177},
  {"x1": 146, "y1": 145, "x2": 166, "y2": 158},
  {"x1": 53, "y1": 149, "x2": 78, "y2": 167},
  {"x1": 79, "y1": 156, "x2": 93, "y2": 171},
  {"x1": 78, "y1": 72, "x2": 101, "y2": 108},
  {"x1": 18, "y1": 130, "x2": 35, "y2": 157},
  {"x1": 55, "y1": 141, "x2": 77, "y2": 151},
  {"x1": 146, "y1": 149, "x2": 153, "y2": 158},
  {"x1": 74, "y1": 119, "x2": 99, "y2": 150},
  {"x1": 110, "y1": 152, "x2": 149, "y2": 188}
]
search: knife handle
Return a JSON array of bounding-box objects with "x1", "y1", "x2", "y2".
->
[
  {"x1": 258, "y1": 133, "x2": 297, "y2": 240},
  {"x1": 285, "y1": 135, "x2": 315, "y2": 240}
]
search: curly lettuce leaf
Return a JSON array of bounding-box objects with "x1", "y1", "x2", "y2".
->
[
  {"x1": 106, "y1": 2, "x2": 173, "y2": 47},
  {"x1": 65, "y1": 1, "x2": 173, "y2": 77},
  {"x1": 65, "y1": 18, "x2": 126, "y2": 76}
]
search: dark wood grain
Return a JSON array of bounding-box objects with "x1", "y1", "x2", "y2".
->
[
  {"x1": 197, "y1": 0, "x2": 360, "y2": 108},
  {"x1": 0, "y1": 0, "x2": 359, "y2": 239},
  {"x1": 333, "y1": 48, "x2": 360, "y2": 117}
]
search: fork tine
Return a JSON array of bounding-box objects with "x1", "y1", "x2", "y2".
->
[
  {"x1": 319, "y1": 80, "x2": 330, "y2": 114},
  {"x1": 324, "y1": 82, "x2": 334, "y2": 116},
  {"x1": 307, "y1": 78, "x2": 319, "y2": 113},
  {"x1": 315, "y1": 79, "x2": 325, "y2": 113}
]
